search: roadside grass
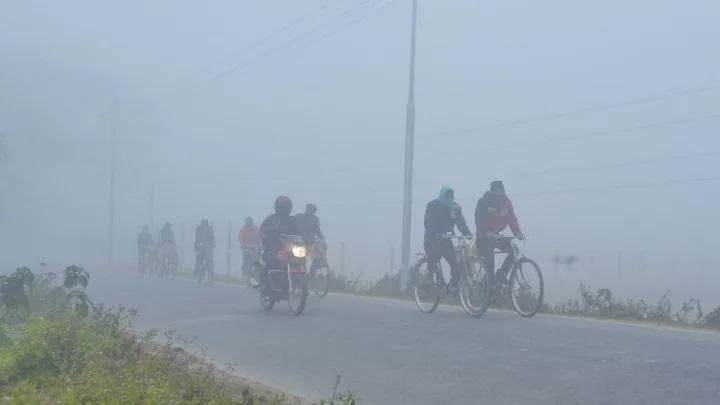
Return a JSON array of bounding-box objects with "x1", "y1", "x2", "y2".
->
[
  {"x1": 170, "y1": 264, "x2": 720, "y2": 331},
  {"x1": 329, "y1": 271, "x2": 720, "y2": 331},
  {"x1": 0, "y1": 267, "x2": 358, "y2": 404}
]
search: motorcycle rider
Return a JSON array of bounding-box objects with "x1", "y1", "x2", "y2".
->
[
  {"x1": 258, "y1": 196, "x2": 298, "y2": 284},
  {"x1": 239, "y1": 216, "x2": 262, "y2": 276},
  {"x1": 137, "y1": 225, "x2": 153, "y2": 270},
  {"x1": 424, "y1": 186, "x2": 472, "y2": 292},
  {"x1": 295, "y1": 203, "x2": 324, "y2": 246},
  {"x1": 194, "y1": 218, "x2": 215, "y2": 276},
  {"x1": 474, "y1": 180, "x2": 525, "y2": 286}
]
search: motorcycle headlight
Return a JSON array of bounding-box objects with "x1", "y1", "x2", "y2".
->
[{"x1": 291, "y1": 245, "x2": 307, "y2": 258}]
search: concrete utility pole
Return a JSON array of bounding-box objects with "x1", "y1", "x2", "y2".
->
[
  {"x1": 108, "y1": 93, "x2": 117, "y2": 265},
  {"x1": 226, "y1": 221, "x2": 232, "y2": 275},
  {"x1": 149, "y1": 181, "x2": 156, "y2": 230},
  {"x1": 400, "y1": 0, "x2": 418, "y2": 291}
]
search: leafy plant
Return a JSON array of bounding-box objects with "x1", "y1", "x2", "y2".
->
[
  {"x1": 704, "y1": 306, "x2": 720, "y2": 328},
  {"x1": 63, "y1": 265, "x2": 89, "y2": 290},
  {"x1": 0, "y1": 267, "x2": 35, "y2": 320}
]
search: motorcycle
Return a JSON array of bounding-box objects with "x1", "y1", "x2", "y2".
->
[{"x1": 255, "y1": 235, "x2": 309, "y2": 316}]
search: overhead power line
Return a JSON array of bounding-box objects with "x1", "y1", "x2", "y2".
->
[
  {"x1": 516, "y1": 176, "x2": 720, "y2": 198},
  {"x1": 319, "y1": 175, "x2": 720, "y2": 208},
  {"x1": 206, "y1": 0, "x2": 395, "y2": 83},
  {"x1": 413, "y1": 150, "x2": 720, "y2": 186},
  {"x1": 421, "y1": 84, "x2": 720, "y2": 138},
  {"x1": 423, "y1": 113, "x2": 720, "y2": 161}
]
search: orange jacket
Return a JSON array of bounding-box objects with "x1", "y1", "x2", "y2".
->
[{"x1": 239, "y1": 225, "x2": 261, "y2": 248}]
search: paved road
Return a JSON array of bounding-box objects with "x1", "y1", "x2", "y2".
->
[{"x1": 90, "y1": 272, "x2": 720, "y2": 405}]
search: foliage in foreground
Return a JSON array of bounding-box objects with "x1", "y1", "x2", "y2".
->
[{"x1": 0, "y1": 267, "x2": 286, "y2": 404}]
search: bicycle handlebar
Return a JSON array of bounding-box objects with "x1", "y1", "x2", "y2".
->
[{"x1": 436, "y1": 234, "x2": 473, "y2": 241}]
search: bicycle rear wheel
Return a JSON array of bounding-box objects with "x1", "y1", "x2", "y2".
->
[
  {"x1": 509, "y1": 258, "x2": 544, "y2": 317},
  {"x1": 459, "y1": 257, "x2": 491, "y2": 317},
  {"x1": 412, "y1": 258, "x2": 441, "y2": 314},
  {"x1": 309, "y1": 260, "x2": 331, "y2": 298}
]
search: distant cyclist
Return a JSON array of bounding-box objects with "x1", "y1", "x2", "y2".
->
[
  {"x1": 424, "y1": 186, "x2": 472, "y2": 293},
  {"x1": 239, "y1": 216, "x2": 261, "y2": 277},
  {"x1": 158, "y1": 222, "x2": 178, "y2": 268},
  {"x1": 194, "y1": 219, "x2": 215, "y2": 276},
  {"x1": 474, "y1": 181, "x2": 525, "y2": 286},
  {"x1": 137, "y1": 225, "x2": 153, "y2": 271}
]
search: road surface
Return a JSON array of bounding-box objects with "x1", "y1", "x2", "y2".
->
[{"x1": 90, "y1": 272, "x2": 720, "y2": 405}]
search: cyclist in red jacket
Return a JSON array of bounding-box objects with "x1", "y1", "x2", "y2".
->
[{"x1": 474, "y1": 181, "x2": 525, "y2": 286}]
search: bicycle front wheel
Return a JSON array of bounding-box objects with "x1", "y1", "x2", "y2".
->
[
  {"x1": 459, "y1": 257, "x2": 491, "y2": 317},
  {"x1": 288, "y1": 266, "x2": 308, "y2": 316},
  {"x1": 412, "y1": 258, "x2": 441, "y2": 314},
  {"x1": 509, "y1": 258, "x2": 544, "y2": 318}
]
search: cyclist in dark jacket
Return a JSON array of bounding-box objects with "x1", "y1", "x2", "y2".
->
[
  {"x1": 296, "y1": 203, "x2": 324, "y2": 246},
  {"x1": 194, "y1": 219, "x2": 215, "y2": 275},
  {"x1": 137, "y1": 226, "x2": 153, "y2": 268},
  {"x1": 159, "y1": 222, "x2": 175, "y2": 245},
  {"x1": 424, "y1": 186, "x2": 472, "y2": 291},
  {"x1": 475, "y1": 180, "x2": 525, "y2": 285}
]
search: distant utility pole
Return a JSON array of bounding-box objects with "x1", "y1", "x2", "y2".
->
[
  {"x1": 400, "y1": 0, "x2": 418, "y2": 291},
  {"x1": 149, "y1": 181, "x2": 155, "y2": 230},
  {"x1": 107, "y1": 92, "x2": 118, "y2": 265},
  {"x1": 226, "y1": 221, "x2": 232, "y2": 275}
]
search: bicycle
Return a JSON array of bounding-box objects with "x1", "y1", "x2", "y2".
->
[
  {"x1": 482, "y1": 236, "x2": 544, "y2": 317},
  {"x1": 411, "y1": 234, "x2": 492, "y2": 317},
  {"x1": 195, "y1": 243, "x2": 215, "y2": 285},
  {"x1": 307, "y1": 238, "x2": 331, "y2": 298}
]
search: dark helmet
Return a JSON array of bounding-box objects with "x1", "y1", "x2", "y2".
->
[
  {"x1": 163, "y1": 221, "x2": 172, "y2": 229},
  {"x1": 274, "y1": 196, "x2": 293, "y2": 216},
  {"x1": 244, "y1": 216, "x2": 254, "y2": 226},
  {"x1": 306, "y1": 203, "x2": 317, "y2": 215},
  {"x1": 490, "y1": 180, "x2": 506, "y2": 195}
]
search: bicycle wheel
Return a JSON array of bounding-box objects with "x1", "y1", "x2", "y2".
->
[
  {"x1": 309, "y1": 260, "x2": 331, "y2": 298},
  {"x1": 459, "y1": 257, "x2": 491, "y2": 317},
  {"x1": 412, "y1": 258, "x2": 441, "y2": 314},
  {"x1": 288, "y1": 265, "x2": 308, "y2": 316},
  {"x1": 509, "y1": 258, "x2": 544, "y2": 318},
  {"x1": 260, "y1": 291, "x2": 275, "y2": 311}
]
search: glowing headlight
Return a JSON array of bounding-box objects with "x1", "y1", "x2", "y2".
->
[{"x1": 291, "y1": 245, "x2": 307, "y2": 258}]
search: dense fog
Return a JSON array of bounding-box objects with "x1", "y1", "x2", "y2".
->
[{"x1": 1, "y1": 0, "x2": 719, "y2": 307}]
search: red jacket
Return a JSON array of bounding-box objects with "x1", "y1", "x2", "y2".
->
[{"x1": 474, "y1": 192, "x2": 521, "y2": 236}]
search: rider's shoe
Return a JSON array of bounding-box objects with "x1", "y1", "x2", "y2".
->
[{"x1": 494, "y1": 271, "x2": 510, "y2": 287}]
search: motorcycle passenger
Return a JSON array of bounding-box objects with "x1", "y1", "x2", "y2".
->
[
  {"x1": 295, "y1": 203, "x2": 326, "y2": 273},
  {"x1": 258, "y1": 196, "x2": 298, "y2": 284},
  {"x1": 239, "y1": 216, "x2": 262, "y2": 276},
  {"x1": 194, "y1": 218, "x2": 215, "y2": 276},
  {"x1": 474, "y1": 181, "x2": 525, "y2": 286},
  {"x1": 295, "y1": 203, "x2": 324, "y2": 246},
  {"x1": 424, "y1": 186, "x2": 472, "y2": 293},
  {"x1": 137, "y1": 226, "x2": 153, "y2": 270}
]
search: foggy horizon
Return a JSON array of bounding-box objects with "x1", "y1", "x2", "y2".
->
[{"x1": 2, "y1": 0, "x2": 719, "y2": 307}]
